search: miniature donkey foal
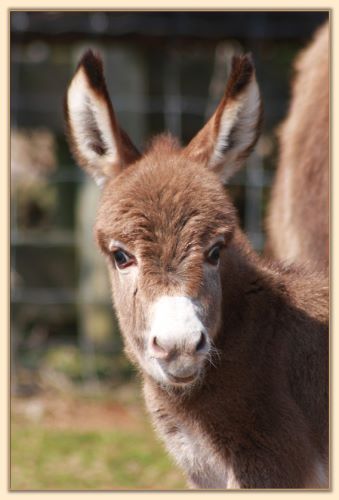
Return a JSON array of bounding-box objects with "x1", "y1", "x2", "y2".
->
[{"x1": 65, "y1": 51, "x2": 328, "y2": 489}]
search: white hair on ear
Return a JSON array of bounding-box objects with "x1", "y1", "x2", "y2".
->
[
  {"x1": 183, "y1": 54, "x2": 262, "y2": 184},
  {"x1": 67, "y1": 67, "x2": 119, "y2": 186},
  {"x1": 209, "y1": 75, "x2": 261, "y2": 182}
]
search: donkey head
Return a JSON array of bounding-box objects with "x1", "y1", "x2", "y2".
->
[{"x1": 65, "y1": 50, "x2": 262, "y2": 389}]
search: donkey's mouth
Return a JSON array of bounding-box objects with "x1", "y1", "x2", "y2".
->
[{"x1": 165, "y1": 371, "x2": 198, "y2": 385}]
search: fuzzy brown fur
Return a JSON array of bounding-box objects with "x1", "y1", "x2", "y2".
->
[{"x1": 266, "y1": 22, "x2": 329, "y2": 270}]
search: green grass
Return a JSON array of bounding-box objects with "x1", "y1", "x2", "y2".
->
[{"x1": 11, "y1": 414, "x2": 186, "y2": 490}]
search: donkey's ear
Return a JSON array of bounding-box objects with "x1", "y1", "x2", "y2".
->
[
  {"x1": 64, "y1": 50, "x2": 140, "y2": 187},
  {"x1": 184, "y1": 54, "x2": 262, "y2": 182}
]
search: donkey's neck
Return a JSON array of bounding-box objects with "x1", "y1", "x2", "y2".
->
[{"x1": 218, "y1": 227, "x2": 280, "y2": 332}]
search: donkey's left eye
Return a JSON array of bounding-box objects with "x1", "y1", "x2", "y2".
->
[
  {"x1": 206, "y1": 245, "x2": 222, "y2": 265},
  {"x1": 112, "y1": 249, "x2": 135, "y2": 269}
]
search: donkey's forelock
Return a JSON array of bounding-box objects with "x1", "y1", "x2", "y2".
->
[{"x1": 95, "y1": 149, "x2": 236, "y2": 253}]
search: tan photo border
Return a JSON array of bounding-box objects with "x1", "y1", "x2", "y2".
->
[{"x1": 1, "y1": 1, "x2": 336, "y2": 498}]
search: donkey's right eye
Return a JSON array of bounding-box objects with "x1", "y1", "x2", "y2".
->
[{"x1": 112, "y1": 249, "x2": 135, "y2": 270}]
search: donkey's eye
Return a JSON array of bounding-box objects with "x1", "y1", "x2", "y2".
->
[
  {"x1": 206, "y1": 244, "x2": 222, "y2": 265},
  {"x1": 112, "y1": 249, "x2": 135, "y2": 270}
]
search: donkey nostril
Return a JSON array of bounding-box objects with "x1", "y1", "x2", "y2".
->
[
  {"x1": 151, "y1": 336, "x2": 169, "y2": 358},
  {"x1": 196, "y1": 332, "x2": 207, "y2": 352}
]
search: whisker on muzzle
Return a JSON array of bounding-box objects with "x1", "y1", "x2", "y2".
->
[{"x1": 207, "y1": 341, "x2": 222, "y2": 370}]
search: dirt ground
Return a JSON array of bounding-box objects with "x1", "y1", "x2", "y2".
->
[
  {"x1": 11, "y1": 383, "x2": 147, "y2": 431},
  {"x1": 10, "y1": 383, "x2": 186, "y2": 490}
]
